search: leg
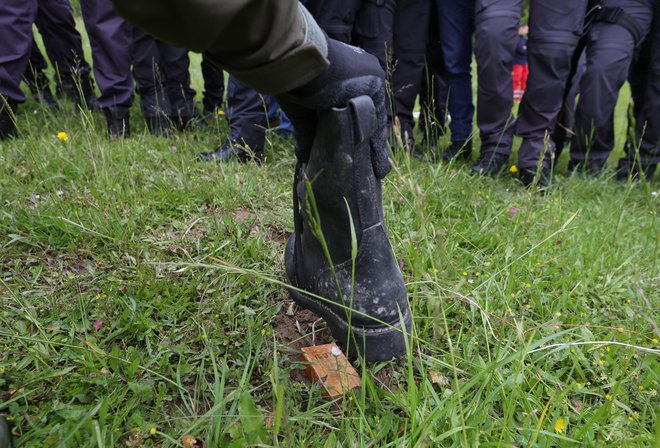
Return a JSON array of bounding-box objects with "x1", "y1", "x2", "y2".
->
[
  {"x1": 131, "y1": 27, "x2": 172, "y2": 135},
  {"x1": 617, "y1": 5, "x2": 659, "y2": 180},
  {"x1": 569, "y1": 0, "x2": 654, "y2": 174},
  {"x1": 80, "y1": 0, "x2": 134, "y2": 137},
  {"x1": 23, "y1": 36, "x2": 59, "y2": 109},
  {"x1": 158, "y1": 41, "x2": 197, "y2": 129},
  {"x1": 199, "y1": 75, "x2": 267, "y2": 163},
  {"x1": 353, "y1": 0, "x2": 396, "y2": 71},
  {"x1": 390, "y1": 0, "x2": 432, "y2": 150},
  {"x1": 0, "y1": 0, "x2": 37, "y2": 139},
  {"x1": 471, "y1": 0, "x2": 521, "y2": 175},
  {"x1": 35, "y1": 0, "x2": 96, "y2": 107},
  {"x1": 514, "y1": 0, "x2": 588, "y2": 185},
  {"x1": 201, "y1": 54, "x2": 225, "y2": 115},
  {"x1": 436, "y1": 0, "x2": 475, "y2": 160}
]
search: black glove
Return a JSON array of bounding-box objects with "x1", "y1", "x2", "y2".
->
[{"x1": 277, "y1": 38, "x2": 391, "y2": 179}]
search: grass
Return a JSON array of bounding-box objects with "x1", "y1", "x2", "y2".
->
[{"x1": 1, "y1": 54, "x2": 659, "y2": 446}]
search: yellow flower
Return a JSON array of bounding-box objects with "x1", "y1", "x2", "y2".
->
[
  {"x1": 554, "y1": 417, "x2": 566, "y2": 434},
  {"x1": 218, "y1": 110, "x2": 225, "y2": 116},
  {"x1": 462, "y1": 271, "x2": 468, "y2": 276},
  {"x1": 6, "y1": 415, "x2": 15, "y2": 422},
  {"x1": 149, "y1": 427, "x2": 157, "y2": 435},
  {"x1": 526, "y1": 283, "x2": 532, "y2": 288},
  {"x1": 598, "y1": 360, "x2": 605, "y2": 365},
  {"x1": 638, "y1": 385, "x2": 644, "y2": 391},
  {"x1": 261, "y1": 328, "x2": 266, "y2": 336},
  {"x1": 653, "y1": 338, "x2": 659, "y2": 344},
  {"x1": 555, "y1": 312, "x2": 562, "y2": 317},
  {"x1": 57, "y1": 131, "x2": 68, "y2": 141},
  {"x1": 605, "y1": 394, "x2": 612, "y2": 401},
  {"x1": 509, "y1": 165, "x2": 519, "y2": 173}
]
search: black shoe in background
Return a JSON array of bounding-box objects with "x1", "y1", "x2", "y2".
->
[
  {"x1": 33, "y1": 87, "x2": 60, "y2": 111},
  {"x1": 0, "y1": 415, "x2": 13, "y2": 448},
  {"x1": 471, "y1": 151, "x2": 510, "y2": 176},
  {"x1": 0, "y1": 99, "x2": 18, "y2": 140},
  {"x1": 439, "y1": 139, "x2": 472, "y2": 163},
  {"x1": 518, "y1": 166, "x2": 551, "y2": 189},
  {"x1": 145, "y1": 115, "x2": 174, "y2": 137},
  {"x1": 199, "y1": 143, "x2": 263, "y2": 165},
  {"x1": 615, "y1": 159, "x2": 657, "y2": 182},
  {"x1": 104, "y1": 106, "x2": 131, "y2": 140}
]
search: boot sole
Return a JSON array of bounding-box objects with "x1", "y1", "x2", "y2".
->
[{"x1": 285, "y1": 271, "x2": 413, "y2": 363}]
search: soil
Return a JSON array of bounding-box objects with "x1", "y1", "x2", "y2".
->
[{"x1": 272, "y1": 301, "x2": 333, "y2": 383}]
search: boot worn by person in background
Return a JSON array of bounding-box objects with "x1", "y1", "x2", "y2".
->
[{"x1": 111, "y1": 0, "x2": 412, "y2": 360}]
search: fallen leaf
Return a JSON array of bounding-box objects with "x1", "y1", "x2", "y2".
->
[{"x1": 429, "y1": 370, "x2": 450, "y2": 387}]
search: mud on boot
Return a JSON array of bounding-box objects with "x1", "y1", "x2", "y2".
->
[{"x1": 285, "y1": 95, "x2": 412, "y2": 362}]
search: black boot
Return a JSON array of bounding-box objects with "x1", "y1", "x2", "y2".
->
[
  {"x1": 616, "y1": 158, "x2": 657, "y2": 182},
  {"x1": 285, "y1": 96, "x2": 412, "y2": 362},
  {"x1": 439, "y1": 139, "x2": 472, "y2": 163},
  {"x1": 26, "y1": 71, "x2": 59, "y2": 110},
  {"x1": 0, "y1": 415, "x2": 13, "y2": 448},
  {"x1": 145, "y1": 115, "x2": 174, "y2": 137},
  {"x1": 104, "y1": 106, "x2": 131, "y2": 140},
  {"x1": 198, "y1": 142, "x2": 264, "y2": 164},
  {"x1": 471, "y1": 151, "x2": 510, "y2": 177},
  {"x1": 518, "y1": 166, "x2": 551, "y2": 189},
  {"x1": 0, "y1": 99, "x2": 18, "y2": 140}
]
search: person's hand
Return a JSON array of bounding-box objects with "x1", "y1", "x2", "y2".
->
[{"x1": 277, "y1": 38, "x2": 391, "y2": 179}]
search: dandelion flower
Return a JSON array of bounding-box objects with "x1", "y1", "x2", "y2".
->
[
  {"x1": 554, "y1": 417, "x2": 566, "y2": 434},
  {"x1": 509, "y1": 165, "x2": 519, "y2": 173},
  {"x1": 57, "y1": 131, "x2": 68, "y2": 141},
  {"x1": 150, "y1": 427, "x2": 157, "y2": 435}
]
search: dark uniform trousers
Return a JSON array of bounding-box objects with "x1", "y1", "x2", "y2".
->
[
  {"x1": 353, "y1": 0, "x2": 396, "y2": 71},
  {"x1": 515, "y1": 0, "x2": 588, "y2": 170},
  {"x1": 28, "y1": 0, "x2": 93, "y2": 94},
  {"x1": 436, "y1": 0, "x2": 475, "y2": 144},
  {"x1": 225, "y1": 75, "x2": 269, "y2": 151},
  {"x1": 80, "y1": 0, "x2": 133, "y2": 110},
  {"x1": 0, "y1": 0, "x2": 38, "y2": 104},
  {"x1": 201, "y1": 54, "x2": 225, "y2": 114},
  {"x1": 391, "y1": 0, "x2": 448, "y2": 146},
  {"x1": 132, "y1": 29, "x2": 196, "y2": 120},
  {"x1": 474, "y1": 0, "x2": 522, "y2": 156},
  {"x1": 569, "y1": 0, "x2": 655, "y2": 171},
  {"x1": 620, "y1": 6, "x2": 659, "y2": 170}
]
